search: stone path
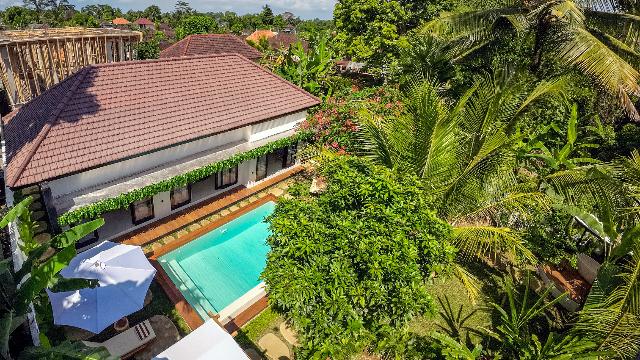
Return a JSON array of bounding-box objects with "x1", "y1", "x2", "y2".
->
[{"x1": 250, "y1": 322, "x2": 299, "y2": 360}]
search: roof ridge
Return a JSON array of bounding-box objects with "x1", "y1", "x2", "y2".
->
[
  {"x1": 6, "y1": 68, "x2": 90, "y2": 187},
  {"x1": 91, "y1": 53, "x2": 248, "y2": 69},
  {"x1": 182, "y1": 34, "x2": 194, "y2": 56}
]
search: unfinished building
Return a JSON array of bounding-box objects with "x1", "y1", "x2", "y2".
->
[{"x1": 0, "y1": 27, "x2": 142, "y2": 110}]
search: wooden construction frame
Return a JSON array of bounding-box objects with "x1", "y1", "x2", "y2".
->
[{"x1": 0, "y1": 27, "x2": 142, "y2": 108}]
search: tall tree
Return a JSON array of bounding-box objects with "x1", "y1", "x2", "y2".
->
[
  {"x1": 356, "y1": 71, "x2": 565, "y2": 264},
  {"x1": 143, "y1": 5, "x2": 161, "y2": 22},
  {"x1": 259, "y1": 4, "x2": 274, "y2": 26}
]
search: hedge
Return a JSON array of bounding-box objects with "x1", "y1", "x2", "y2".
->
[{"x1": 57, "y1": 132, "x2": 312, "y2": 226}]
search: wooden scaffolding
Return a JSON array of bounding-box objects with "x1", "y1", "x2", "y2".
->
[{"x1": 0, "y1": 27, "x2": 143, "y2": 109}]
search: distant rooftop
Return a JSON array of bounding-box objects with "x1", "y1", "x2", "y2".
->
[
  {"x1": 134, "y1": 18, "x2": 154, "y2": 26},
  {"x1": 160, "y1": 34, "x2": 262, "y2": 60},
  {"x1": 112, "y1": 18, "x2": 130, "y2": 25},
  {"x1": 0, "y1": 27, "x2": 141, "y2": 44},
  {"x1": 246, "y1": 30, "x2": 276, "y2": 43}
]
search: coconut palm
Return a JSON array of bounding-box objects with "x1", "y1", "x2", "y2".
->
[
  {"x1": 423, "y1": 0, "x2": 640, "y2": 120},
  {"x1": 356, "y1": 70, "x2": 563, "y2": 263}
]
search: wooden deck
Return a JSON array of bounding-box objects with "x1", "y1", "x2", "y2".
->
[{"x1": 117, "y1": 166, "x2": 302, "y2": 248}]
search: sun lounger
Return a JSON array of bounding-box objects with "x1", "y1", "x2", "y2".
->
[{"x1": 83, "y1": 320, "x2": 156, "y2": 359}]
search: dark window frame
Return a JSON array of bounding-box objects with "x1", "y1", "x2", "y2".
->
[
  {"x1": 215, "y1": 165, "x2": 239, "y2": 190},
  {"x1": 255, "y1": 154, "x2": 268, "y2": 182},
  {"x1": 130, "y1": 197, "x2": 155, "y2": 225},
  {"x1": 170, "y1": 184, "x2": 192, "y2": 210}
]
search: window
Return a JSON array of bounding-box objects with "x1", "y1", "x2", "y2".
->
[
  {"x1": 215, "y1": 166, "x2": 238, "y2": 189},
  {"x1": 284, "y1": 143, "x2": 298, "y2": 167},
  {"x1": 256, "y1": 155, "x2": 268, "y2": 181},
  {"x1": 131, "y1": 197, "x2": 154, "y2": 225},
  {"x1": 170, "y1": 185, "x2": 191, "y2": 210}
]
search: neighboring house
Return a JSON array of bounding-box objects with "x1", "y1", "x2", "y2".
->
[
  {"x1": 282, "y1": 25, "x2": 296, "y2": 34},
  {"x1": 160, "y1": 34, "x2": 262, "y2": 61},
  {"x1": 268, "y1": 33, "x2": 307, "y2": 51},
  {"x1": 112, "y1": 17, "x2": 131, "y2": 28},
  {"x1": 246, "y1": 30, "x2": 276, "y2": 43},
  {"x1": 2, "y1": 54, "x2": 319, "y2": 246},
  {"x1": 134, "y1": 18, "x2": 155, "y2": 31},
  {"x1": 281, "y1": 12, "x2": 295, "y2": 24}
]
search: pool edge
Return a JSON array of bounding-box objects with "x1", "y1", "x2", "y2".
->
[{"x1": 149, "y1": 194, "x2": 277, "y2": 332}]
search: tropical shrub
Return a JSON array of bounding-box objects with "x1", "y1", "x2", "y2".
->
[
  {"x1": 262, "y1": 154, "x2": 456, "y2": 358},
  {"x1": 300, "y1": 86, "x2": 402, "y2": 153},
  {"x1": 270, "y1": 34, "x2": 335, "y2": 96}
]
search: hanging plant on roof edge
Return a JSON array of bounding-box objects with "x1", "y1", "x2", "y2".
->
[{"x1": 57, "y1": 132, "x2": 313, "y2": 226}]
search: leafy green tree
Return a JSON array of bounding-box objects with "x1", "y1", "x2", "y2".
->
[
  {"x1": 262, "y1": 154, "x2": 456, "y2": 358},
  {"x1": 259, "y1": 4, "x2": 274, "y2": 27},
  {"x1": 66, "y1": 12, "x2": 99, "y2": 27},
  {"x1": 0, "y1": 197, "x2": 104, "y2": 359},
  {"x1": 333, "y1": 0, "x2": 409, "y2": 72},
  {"x1": 175, "y1": 15, "x2": 219, "y2": 39},
  {"x1": 136, "y1": 39, "x2": 161, "y2": 60},
  {"x1": 143, "y1": 5, "x2": 161, "y2": 22},
  {"x1": 2, "y1": 6, "x2": 38, "y2": 29},
  {"x1": 423, "y1": 0, "x2": 640, "y2": 120}
]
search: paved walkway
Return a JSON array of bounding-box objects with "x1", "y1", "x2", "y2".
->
[
  {"x1": 248, "y1": 322, "x2": 299, "y2": 360},
  {"x1": 134, "y1": 315, "x2": 180, "y2": 360}
]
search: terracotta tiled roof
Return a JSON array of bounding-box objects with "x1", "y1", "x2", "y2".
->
[
  {"x1": 160, "y1": 34, "x2": 262, "y2": 60},
  {"x1": 3, "y1": 54, "x2": 319, "y2": 188},
  {"x1": 268, "y1": 33, "x2": 307, "y2": 50},
  {"x1": 246, "y1": 30, "x2": 276, "y2": 43},
  {"x1": 112, "y1": 18, "x2": 130, "y2": 25},
  {"x1": 134, "y1": 18, "x2": 154, "y2": 26}
]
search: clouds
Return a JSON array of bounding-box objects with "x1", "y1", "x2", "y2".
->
[{"x1": 64, "y1": 0, "x2": 336, "y2": 19}]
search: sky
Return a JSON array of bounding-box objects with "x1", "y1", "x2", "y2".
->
[{"x1": 0, "y1": 0, "x2": 337, "y2": 20}]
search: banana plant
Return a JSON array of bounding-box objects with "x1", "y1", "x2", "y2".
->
[
  {"x1": 524, "y1": 104, "x2": 600, "y2": 171},
  {"x1": 272, "y1": 33, "x2": 334, "y2": 96},
  {"x1": 0, "y1": 197, "x2": 104, "y2": 360}
]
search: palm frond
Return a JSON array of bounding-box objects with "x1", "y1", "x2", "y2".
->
[
  {"x1": 574, "y1": 236, "x2": 640, "y2": 358},
  {"x1": 452, "y1": 225, "x2": 535, "y2": 263},
  {"x1": 554, "y1": 26, "x2": 640, "y2": 120},
  {"x1": 422, "y1": 7, "x2": 527, "y2": 44}
]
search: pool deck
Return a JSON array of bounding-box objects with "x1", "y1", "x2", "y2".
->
[{"x1": 124, "y1": 167, "x2": 302, "y2": 333}]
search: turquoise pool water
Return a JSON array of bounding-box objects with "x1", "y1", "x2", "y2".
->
[{"x1": 158, "y1": 201, "x2": 275, "y2": 319}]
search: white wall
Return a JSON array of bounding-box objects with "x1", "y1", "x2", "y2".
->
[
  {"x1": 96, "y1": 160, "x2": 257, "y2": 241},
  {"x1": 249, "y1": 112, "x2": 305, "y2": 142},
  {"x1": 49, "y1": 110, "x2": 306, "y2": 199}
]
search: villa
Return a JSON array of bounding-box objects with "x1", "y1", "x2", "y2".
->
[
  {"x1": 2, "y1": 53, "x2": 318, "y2": 338},
  {"x1": 160, "y1": 34, "x2": 263, "y2": 61},
  {"x1": 3, "y1": 53, "x2": 317, "y2": 243}
]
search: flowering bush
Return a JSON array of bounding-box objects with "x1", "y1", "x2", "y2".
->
[{"x1": 301, "y1": 86, "x2": 403, "y2": 153}]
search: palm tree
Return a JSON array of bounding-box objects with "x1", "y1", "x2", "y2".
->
[
  {"x1": 356, "y1": 70, "x2": 563, "y2": 264},
  {"x1": 422, "y1": 0, "x2": 640, "y2": 120}
]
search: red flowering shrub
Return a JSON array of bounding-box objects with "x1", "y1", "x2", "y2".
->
[{"x1": 301, "y1": 86, "x2": 402, "y2": 153}]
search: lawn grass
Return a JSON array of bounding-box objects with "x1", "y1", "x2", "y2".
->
[
  {"x1": 235, "y1": 306, "x2": 283, "y2": 348},
  {"x1": 408, "y1": 274, "x2": 494, "y2": 342}
]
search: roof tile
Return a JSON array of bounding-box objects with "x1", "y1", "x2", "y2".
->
[
  {"x1": 4, "y1": 54, "x2": 319, "y2": 187},
  {"x1": 160, "y1": 34, "x2": 262, "y2": 60}
]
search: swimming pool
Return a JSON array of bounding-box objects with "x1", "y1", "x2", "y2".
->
[{"x1": 158, "y1": 201, "x2": 275, "y2": 320}]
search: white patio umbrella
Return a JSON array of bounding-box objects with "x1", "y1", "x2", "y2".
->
[{"x1": 47, "y1": 241, "x2": 156, "y2": 333}]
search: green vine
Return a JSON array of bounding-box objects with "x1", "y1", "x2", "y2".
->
[{"x1": 58, "y1": 132, "x2": 312, "y2": 226}]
